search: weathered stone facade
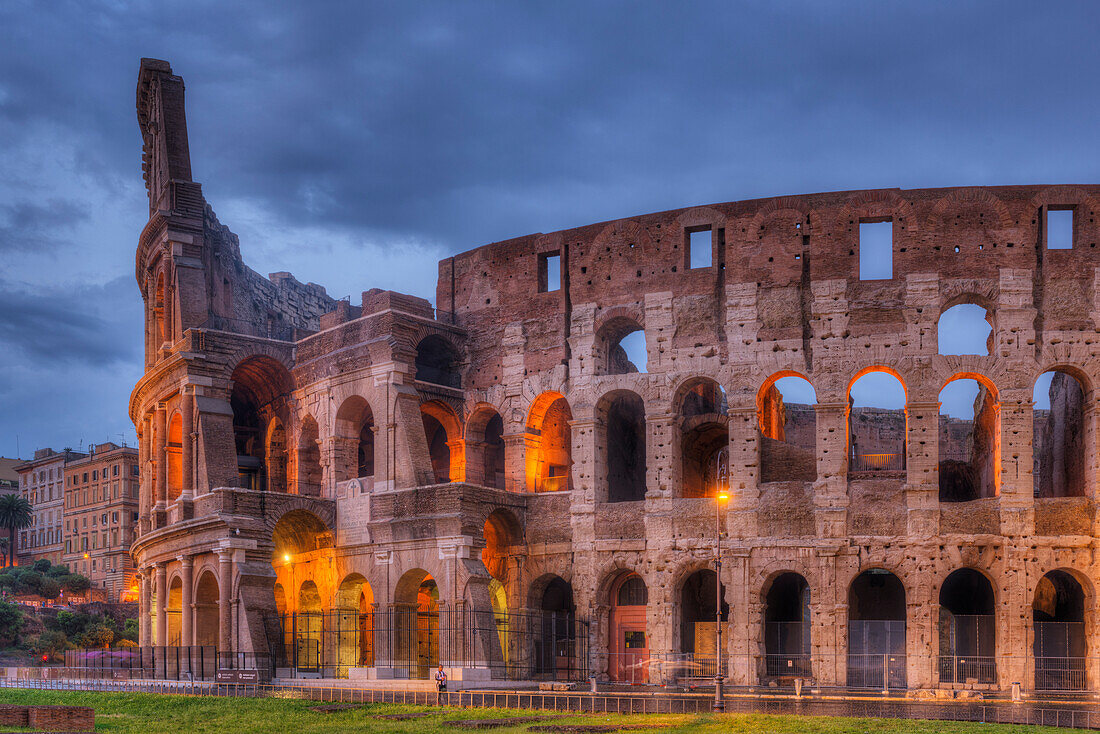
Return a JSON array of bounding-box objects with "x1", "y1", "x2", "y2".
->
[{"x1": 130, "y1": 59, "x2": 1100, "y2": 690}]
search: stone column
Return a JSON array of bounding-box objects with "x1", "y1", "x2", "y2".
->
[
  {"x1": 179, "y1": 555, "x2": 193, "y2": 647},
  {"x1": 155, "y1": 562, "x2": 167, "y2": 647},
  {"x1": 726, "y1": 406, "x2": 759, "y2": 537},
  {"x1": 139, "y1": 568, "x2": 151, "y2": 646},
  {"x1": 813, "y1": 402, "x2": 849, "y2": 537},
  {"x1": 999, "y1": 393, "x2": 1035, "y2": 536},
  {"x1": 646, "y1": 413, "x2": 676, "y2": 498},
  {"x1": 180, "y1": 389, "x2": 194, "y2": 501},
  {"x1": 905, "y1": 401, "x2": 941, "y2": 537},
  {"x1": 217, "y1": 549, "x2": 234, "y2": 654},
  {"x1": 502, "y1": 432, "x2": 527, "y2": 493},
  {"x1": 154, "y1": 404, "x2": 167, "y2": 511}
]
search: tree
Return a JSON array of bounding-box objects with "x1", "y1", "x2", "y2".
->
[
  {"x1": 0, "y1": 495, "x2": 32, "y2": 568},
  {"x1": 37, "y1": 578, "x2": 61, "y2": 600},
  {"x1": 76, "y1": 624, "x2": 113, "y2": 649},
  {"x1": 0, "y1": 600, "x2": 24, "y2": 646},
  {"x1": 32, "y1": 630, "x2": 68, "y2": 661},
  {"x1": 61, "y1": 574, "x2": 91, "y2": 594},
  {"x1": 32, "y1": 559, "x2": 50, "y2": 573}
]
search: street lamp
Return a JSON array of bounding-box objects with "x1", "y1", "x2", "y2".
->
[{"x1": 714, "y1": 449, "x2": 729, "y2": 713}]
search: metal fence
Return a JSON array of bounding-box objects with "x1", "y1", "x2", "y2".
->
[
  {"x1": 265, "y1": 609, "x2": 590, "y2": 681},
  {"x1": 59, "y1": 647, "x2": 266, "y2": 681},
  {"x1": 3, "y1": 678, "x2": 1100, "y2": 730},
  {"x1": 849, "y1": 452, "x2": 905, "y2": 472}
]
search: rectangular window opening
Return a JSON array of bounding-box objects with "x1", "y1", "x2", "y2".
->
[
  {"x1": 1048, "y1": 208, "x2": 1074, "y2": 250},
  {"x1": 859, "y1": 220, "x2": 893, "y2": 280},
  {"x1": 687, "y1": 227, "x2": 712, "y2": 269},
  {"x1": 538, "y1": 252, "x2": 561, "y2": 293}
]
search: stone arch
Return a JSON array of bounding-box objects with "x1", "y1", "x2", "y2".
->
[
  {"x1": 334, "y1": 395, "x2": 375, "y2": 483},
  {"x1": 847, "y1": 568, "x2": 908, "y2": 688},
  {"x1": 334, "y1": 572, "x2": 374, "y2": 671},
  {"x1": 230, "y1": 355, "x2": 294, "y2": 492},
  {"x1": 675, "y1": 567, "x2": 728, "y2": 663},
  {"x1": 605, "y1": 570, "x2": 649, "y2": 683},
  {"x1": 938, "y1": 300, "x2": 995, "y2": 357},
  {"x1": 167, "y1": 573, "x2": 183, "y2": 646},
  {"x1": 930, "y1": 188, "x2": 1015, "y2": 231},
  {"x1": 466, "y1": 402, "x2": 505, "y2": 489},
  {"x1": 847, "y1": 367, "x2": 908, "y2": 474},
  {"x1": 296, "y1": 414, "x2": 322, "y2": 496},
  {"x1": 840, "y1": 189, "x2": 917, "y2": 232},
  {"x1": 1033, "y1": 368, "x2": 1088, "y2": 498},
  {"x1": 937, "y1": 372, "x2": 1000, "y2": 501},
  {"x1": 525, "y1": 391, "x2": 573, "y2": 493},
  {"x1": 270, "y1": 507, "x2": 334, "y2": 561},
  {"x1": 673, "y1": 377, "x2": 729, "y2": 498},
  {"x1": 757, "y1": 371, "x2": 818, "y2": 483},
  {"x1": 937, "y1": 567, "x2": 997, "y2": 684},
  {"x1": 595, "y1": 311, "x2": 647, "y2": 375},
  {"x1": 166, "y1": 411, "x2": 183, "y2": 502},
  {"x1": 596, "y1": 389, "x2": 647, "y2": 502},
  {"x1": 393, "y1": 568, "x2": 440, "y2": 679},
  {"x1": 481, "y1": 508, "x2": 523, "y2": 584},
  {"x1": 194, "y1": 570, "x2": 219, "y2": 648},
  {"x1": 421, "y1": 400, "x2": 463, "y2": 483},
  {"x1": 415, "y1": 334, "x2": 463, "y2": 389}
]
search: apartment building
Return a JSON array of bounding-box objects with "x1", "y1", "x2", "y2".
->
[
  {"x1": 14, "y1": 449, "x2": 85, "y2": 566},
  {"x1": 63, "y1": 443, "x2": 139, "y2": 601}
]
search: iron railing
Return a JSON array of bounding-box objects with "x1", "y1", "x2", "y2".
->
[
  {"x1": 60, "y1": 647, "x2": 265, "y2": 681},
  {"x1": 265, "y1": 609, "x2": 589, "y2": 681}
]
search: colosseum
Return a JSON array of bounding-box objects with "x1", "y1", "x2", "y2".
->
[{"x1": 130, "y1": 58, "x2": 1100, "y2": 692}]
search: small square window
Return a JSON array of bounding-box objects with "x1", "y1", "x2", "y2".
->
[
  {"x1": 538, "y1": 252, "x2": 561, "y2": 293},
  {"x1": 859, "y1": 220, "x2": 893, "y2": 280},
  {"x1": 1048, "y1": 208, "x2": 1074, "y2": 249},
  {"x1": 687, "y1": 228, "x2": 712, "y2": 269}
]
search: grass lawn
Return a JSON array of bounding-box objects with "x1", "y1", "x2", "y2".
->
[{"x1": 0, "y1": 689, "x2": 1072, "y2": 734}]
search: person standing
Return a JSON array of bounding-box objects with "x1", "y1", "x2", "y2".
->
[{"x1": 436, "y1": 664, "x2": 447, "y2": 703}]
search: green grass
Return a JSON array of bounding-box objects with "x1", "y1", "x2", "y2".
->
[{"x1": 0, "y1": 689, "x2": 1073, "y2": 734}]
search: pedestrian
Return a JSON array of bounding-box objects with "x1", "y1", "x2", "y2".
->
[{"x1": 436, "y1": 664, "x2": 447, "y2": 704}]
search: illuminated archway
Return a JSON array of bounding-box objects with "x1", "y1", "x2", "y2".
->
[
  {"x1": 608, "y1": 572, "x2": 648, "y2": 682},
  {"x1": 848, "y1": 369, "x2": 907, "y2": 473},
  {"x1": 335, "y1": 573, "x2": 374, "y2": 674},
  {"x1": 421, "y1": 401, "x2": 463, "y2": 483},
  {"x1": 597, "y1": 391, "x2": 647, "y2": 502},
  {"x1": 525, "y1": 392, "x2": 573, "y2": 492},
  {"x1": 938, "y1": 374, "x2": 999, "y2": 501},
  {"x1": 676, "y1": 378, "x2": 729, "y2": 497},
  {"x1": 166, "y1": 413, "x2": 183, "y2": 502},
  {"x1": 758, "y1": 373, "x2": 817, "y2": 483},
  {"x1": 394, "y1": 569, "x2": 439, "y2": 679}
]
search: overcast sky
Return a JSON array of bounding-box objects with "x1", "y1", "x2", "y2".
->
[{"x1": 0, "y1": 1, "x2": 1098, "y2": 457}]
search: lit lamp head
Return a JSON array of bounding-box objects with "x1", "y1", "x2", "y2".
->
[
  {"x1": 83, "y1": 553, "x2": 89, "y2": 559},
  {"x1": 717, "y1": 491, "x2": 730, "y2": 503},
  {"x1": 283, "y1": 553, "x2": 291, "y2": 563}
]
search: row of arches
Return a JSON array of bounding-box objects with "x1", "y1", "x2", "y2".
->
[{"x1": 223, "y1": 354, "x2": 1088, "y2": 502}]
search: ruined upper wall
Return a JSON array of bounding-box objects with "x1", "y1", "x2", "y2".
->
[{"x1": 439, "y1": 185, "x2": 1100, "y2": 389}]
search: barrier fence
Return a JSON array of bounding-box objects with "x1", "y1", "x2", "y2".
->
[
  {"x1": 1, "y1": 677, "x2": 1099, "y2": 730},
  {"x1": 265, "y1": 609, "x2": 590, "y2": 681},
  {"x1": 58, "y1": 647, "x2": 267, "y2": 681}
]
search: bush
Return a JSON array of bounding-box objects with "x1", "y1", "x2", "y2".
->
[
  {"x1": 116, "y1": 638, "x2": 136, "y2": 648},
  {"x1": 15, "y1": 571, "x2": 43, "y2": 595},
  {"x1": 46, "y1": 564, "x2": 70, "y2": 578},
  {"x1": 76, "y1": 624, "x2": 113, "y2": 649},
  {"x1": 61, "y1": 574, "x2": 91, "y2": 593},
  {"x1": 0, "y1": 600, "x2": 24, "y2": 646},
  {"x1": 32, "y1": 630, "x2": 68, "y2": 660},
  {"x1": 54, "y1": 610, "x2": 93, "y2": 639},
  {"x1": 37, "y1": 578, "x2": 61, "y2": 600},
  {"x1": 32, "y1": 559, "x2": 50, "y2": 574}
]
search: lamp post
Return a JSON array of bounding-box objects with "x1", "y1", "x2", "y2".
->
[{"x1": 714, "y1": 449, "x2": 729, "y2": 712}]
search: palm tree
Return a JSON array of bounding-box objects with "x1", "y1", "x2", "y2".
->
[{"x1": 0, "y1": 495, "x2": 33, "y2": 568}]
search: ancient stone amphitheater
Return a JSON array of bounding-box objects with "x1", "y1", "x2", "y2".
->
[{"x1": 129, "y1": 58, "x2": 1100, "y2": 692}]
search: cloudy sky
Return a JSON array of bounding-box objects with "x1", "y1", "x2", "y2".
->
[{"x1": 0, "y1": 1, "x2": 1098, "y2": 457}]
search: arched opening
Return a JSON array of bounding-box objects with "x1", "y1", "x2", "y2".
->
[
  {"x1": 166, "y1": 413, "x2": 183, "y2": 502},
  {"x1": 1034, "y1": 371, "x2": 1087, "y2": 498},
  {"x1": 167, "y1": 576, "x2": 182, "y2": 646},
  {"x1": 847, "y1": 569, "x2": 907, "y2": 689},
  {"x1": 763, "y1": 572, "x2": 811, "y2": 681},
  {"x1": 296, "y1": 580, "x2": 323, "y2": 674},
  {"x1": 334, "y1": 396, "x2": 374, "y2": 484},
  {"x1": 526, "y1": 393, "x2": 573, "y2": 493},
  {"x1": 677, "y1": 379, "x2": 729, "y2": 498},
  {"x1": 421, "y1": 402, "x2": 462, "y2": 484},
  {"x1": 938, "y1": 376, "x2": 999, "y2": 501},
  {"x1": 848, "y1": 370, "x2": 907, "y2": 473},
  {"x1": 1033, "y1": 570, "x2": 1087, "y2": 690},
  {"x1": 230, "y1": 356, "x2": 293, "y2": 492},
  {"x1": 938, "y1": 303, "x2": 993, "y2": 356},
  {"x1": 598, "y1": 317, "x2": 647, "y2": 375},
  {"x1": 599, "y1": 391, "x2": 647, "y2": 503},
  {"x1": 535, "y1": 576, "x2": 578, "y2": 680},
  {"x1": 297, "y1": 415, "x2": 322, "y2": 496},
  {"x1": 335, "y1": 574, "x2": 374, "y2": 676},
  {"x1": 758, "y1": 374, "x2": 818, "y2": 483},
  {"x1": 394, "y1": 569, "x2": 439, "y2": 679},
  {"x1": 415, "y1": 335, "x2": 462, "y2": 389},
  {"x1": 938, "y1": 568, "x2": 996, "y2": 684},
  {"x1": 194, "y1": 570, "x2": 219, "y2": 648},
  {"x1": 481, "y1": 510, "x2": 520, "y2": 582},
  {"x1": 272, "y1": 510, "x2": 331, "y2": 562},
  {"x1": 679, "y1": 570, "x2": 727, "y2": 676},
  {"x1": 467, "y1": 406, "x2": 506, "y2": 489},
  {"x1": 608, "y1": 572, "x2": 648, "y2": 683}
]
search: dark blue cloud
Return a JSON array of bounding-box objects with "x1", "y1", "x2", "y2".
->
[{"x1": 0, "y1": 0, "x2": 1098, "y2": 454}]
